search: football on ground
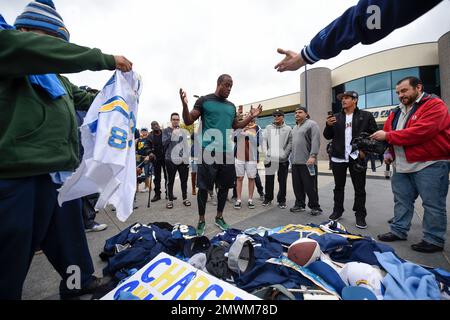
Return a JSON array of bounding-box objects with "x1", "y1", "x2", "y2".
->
[{"x1": 287, "y1": 238, "x2": 321, "y2": 267}]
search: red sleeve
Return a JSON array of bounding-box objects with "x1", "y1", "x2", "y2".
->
[
  {"x1": 383, "y1": 112, "x2": 394, "y2": 132},
  {"x1": 386, "y1": 100, "x2": 449, "y2": 146}
]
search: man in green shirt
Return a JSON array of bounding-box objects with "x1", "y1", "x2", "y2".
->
[
  {"x1": 0, "y1": 1, "x2": 131, "y2": 300},
  {"x1": 180, "y1": 74, "x2": 262, "y2": 235}
]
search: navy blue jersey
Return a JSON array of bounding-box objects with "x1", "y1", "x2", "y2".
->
[
  {"x1": 211, "y1": 228, "x2": 283, "y2": 261},
  {"x1": 101, "y1": 222, "x2": 210, "y2": 280},
  {"x1": 234, "y1": 260, "x2": 314, "y2": 292},
  {"x1": 101, "y1": 223, "x2": 181, "y2": 279}
]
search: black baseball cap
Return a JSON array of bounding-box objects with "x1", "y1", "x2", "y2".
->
[
  {"x1": 272, "y1": 109, "x2": 285, "y2": 117},
  {"x1": 337, "y1": 91, "x2": 358, "y2": 101}
]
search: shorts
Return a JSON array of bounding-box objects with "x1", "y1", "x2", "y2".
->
[
  {"x1": 235, "y1": 159, "x2": 257, "y2": 178},
  {"x1": 197, "y1": 162, "x2": 236, "y2": 190}
]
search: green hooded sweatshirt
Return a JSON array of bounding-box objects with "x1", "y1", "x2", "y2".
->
[{"x1": 0, "y1": 30, "x2": 116, "y2": 179}]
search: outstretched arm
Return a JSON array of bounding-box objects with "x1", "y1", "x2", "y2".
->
[
  {"x1": 275, "y1": 0, "x2": 442, "y2": 71},
  {"x1": 0, "y1": 29, "x2": 132, "y2": 77}
]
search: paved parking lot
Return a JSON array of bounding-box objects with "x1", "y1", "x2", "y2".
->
[{"x1": 22, "y1": 162, "x2": 449, "y2": 299}]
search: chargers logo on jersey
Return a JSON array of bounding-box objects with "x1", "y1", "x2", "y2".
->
[
  {"x1": 94, "y1": 95, "x2": 137, "y2": 150},
  {"x1": 99, "y1": 95, "x2": 130, "y2": 119}
]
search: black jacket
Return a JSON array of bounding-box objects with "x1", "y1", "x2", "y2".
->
[
  {"x1": 147, "y1": 131, "x2": 164, "y2": 161},
  {"x1": 323, "y1": 108, "x2": 377, "y2": 159}
]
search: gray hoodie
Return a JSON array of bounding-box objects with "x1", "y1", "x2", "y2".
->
[
  {"x1": 162, "y1": 127, "x2": 190, "y2": 164},
  {"x1": 263, "y1": 123, "x2": 292, "y2": 164},
  {"x1": 291, "y1": 119, "x2": 321, "y2": 165}
]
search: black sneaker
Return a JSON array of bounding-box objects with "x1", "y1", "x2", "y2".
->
[
  {"x1": 411, "y1": 241, "x2": 444, "y2": 253},
  {"x1": 329, "y1": 212, "x2": 342, "y2": 221},
  {"x1": 60, "y1": 276, "x2": 110, "y2": 300},
  {"x1": 278, "y1": 203, "x2": 287, "y2": 209},
  {"x1": 151, "y1": 194, "x2": 161, "y2": 202},
  {"x1": 377, "y1": 232, "x2": 406, "y2": 242},
  {"x1": 356, "y1": 216, "x2": 367, "y2": 229},
  {"x1": 290, "y1": 206, "x2": 305, "y2": 213},
  {"x1": 310, "y1": 208, "x2": 323, "y2": 216},
  {"x1": 234, "y1": 201, "x2": 242, "y2": 210},
  {"x1": 248, "y1": 201, "x2": 255, "y2": 209},
  {"x1": 262, "y1": 200, "x2": 272, "y2": 207}
]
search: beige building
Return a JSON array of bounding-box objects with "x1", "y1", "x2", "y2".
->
[{"x1": 242, "y1": 32, "x2": 450, "y2": 160}]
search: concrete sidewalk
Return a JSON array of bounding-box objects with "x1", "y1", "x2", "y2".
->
[{"x1": 22, "y1": 164, "x2": 449, "y2": 300}]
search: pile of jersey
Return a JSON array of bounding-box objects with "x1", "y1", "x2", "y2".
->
[{"x1": 100, "y1": 221, "x2": 450, "y2": 300}]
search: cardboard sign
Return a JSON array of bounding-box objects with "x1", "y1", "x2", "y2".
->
[
  {"x1": 267, "y1": 256, "x2": 341, "y2": 299},
  {"x1": 101, "y1": 252, "x2": 259, "y2": 300}
]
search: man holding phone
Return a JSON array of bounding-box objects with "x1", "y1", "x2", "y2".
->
[{"x1": 324, "y1": 91, "x2": 377, "y2": 229}]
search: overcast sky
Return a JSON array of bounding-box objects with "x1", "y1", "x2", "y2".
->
[{"x1": 3, "y1": 0, "x2": 450, "y2": 127}]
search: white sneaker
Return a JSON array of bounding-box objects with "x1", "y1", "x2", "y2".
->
[
  {"x1": 86, "y1": 222, "x2": 108, "y2": 233},
  {"x1": 139, "y1": 188, "x2": 149, "y2": 193}
]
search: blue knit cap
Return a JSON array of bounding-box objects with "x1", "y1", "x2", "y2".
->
[{"x1": 14, "y1": 0, "x2": 70, "y2": 41}]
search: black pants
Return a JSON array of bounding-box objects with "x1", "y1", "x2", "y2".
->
[
  {"x1": 292, "y1": 164, "x2": 321, "y2": 210},
  {"x1": 198, "y1": 188, "x2": 228, "y2": 216},
  {"x1": 264, "y1": 161, "x2": 289, "y2": 204},
  {"x1": 81, "y1": 193, "x2": 99, "y2": 229},
  {"x1": 255, "y1": 171, "x2": 264, "y2": 195},
  {"x1": 0, "y1": 175, "x2": 94, "y2": 299},
  {"x1": 153, "y1": 159, "x2": 167, "y2": 196},
  {"x1": 166, "y1": 160, "x2": 189, "y2": 201},
  {"x1": 331, "y1": 159, "x2": 367, "y2": 217}
]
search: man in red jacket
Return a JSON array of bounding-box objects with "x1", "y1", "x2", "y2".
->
[{"x1": 371, "y1": 76, "x2": 450, "y2": 253}]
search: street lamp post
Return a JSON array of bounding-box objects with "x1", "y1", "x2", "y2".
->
[{"x1": 304, "y1": 63, "x2": 308, "y2": 111}]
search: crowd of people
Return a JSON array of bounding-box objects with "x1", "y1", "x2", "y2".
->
[
  {"x1": 1, "y1": 0, "x2": 448, "y2": 301},
  {"x1": 134, "y1": 73, "x2": 449, "y2": 260}
]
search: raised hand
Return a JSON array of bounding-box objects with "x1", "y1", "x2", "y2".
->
[
  {"x1": 274, "y1": 48, "x2": 306, "y2": 72},
  {"x1": 250, "y1": 104, "x2": 263, "y2": 118},
  {"x1": 179, "y1": 88, "x2": 188, "y2": 107}
]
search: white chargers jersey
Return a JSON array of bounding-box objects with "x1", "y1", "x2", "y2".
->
[{"x1": 58, "y1": 71, "x2": 143, "y2": 222}]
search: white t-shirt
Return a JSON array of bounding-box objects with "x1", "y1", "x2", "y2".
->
[{"x1": 331, "y1": 113, "x2": 359, "y2": 163}]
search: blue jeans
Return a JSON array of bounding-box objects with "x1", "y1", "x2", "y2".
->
[{"x1": 390, "y1": 161, "x2": 449, "y2": 247}]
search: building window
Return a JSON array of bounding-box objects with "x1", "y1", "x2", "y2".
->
[
  {"x1": 256, "y1": 116, "x2": 273, "y2": 129},
  {"x1": 333, "y1": 65, "x2": 440, "y2": 110},
  {"x1": 284, "y1": 112, "x2": 296, "y2": 127},
  {"x1": 366, "y1": 72, "x2": 391, "y2": 93},
  {"x1": 391, "y1": 67, "x2": 419, "y2": 87},
  {"x1": 391, "y1": 89, "x2": 400, "y2": 105},
  {"x1": 358, "y1": 94, "x2": 366, "y2": 109},
  {"x1": 420, "y1": 66, "x2": 441, "y2": 97},
  {"x1": 345, "y1": 78, "x2": 365, "y2": 95},
  {"x1": 366, "y1": 90, "x2": 392, "y2": 108},
  {"x1": 256, "y1": 112, "x2": 296, "y2": 129}
]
